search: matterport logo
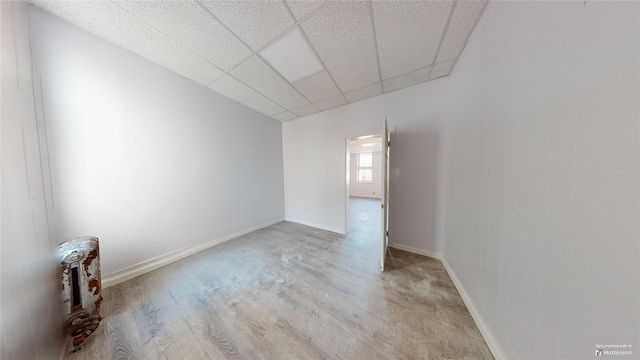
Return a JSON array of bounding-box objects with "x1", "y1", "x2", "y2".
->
[{"x1": 595, "y1": 344, "x2": 633, "y2": 356}]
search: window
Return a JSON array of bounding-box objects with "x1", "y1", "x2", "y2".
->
[{"x1": 357, "y1": 153, "x2": 373, "y2": 183}]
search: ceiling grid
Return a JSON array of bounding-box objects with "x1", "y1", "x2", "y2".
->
[
  {"x1": 372, "y1": 1, "x2": 452, "y2": 80},
  {"x1": 431, "y1": 1, "x2": 458, "y2": 66},
  {"x1": 368, "y1": 1, "x2": 384, "y2": 87},
  {"x1": 281, "y1": 2, "x2": 346, "y2": 108},
  {"x1": 30, "y1": 0, "x2": 488, "y2": 122}
]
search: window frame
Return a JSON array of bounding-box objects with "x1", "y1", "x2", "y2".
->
[{"x1": 356, "y1": 152, "x2": 373, "y2": 184}]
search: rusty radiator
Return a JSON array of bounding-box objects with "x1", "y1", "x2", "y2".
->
[{"x1": 59, "y1": 236, "x2": 102, "y2": 352}]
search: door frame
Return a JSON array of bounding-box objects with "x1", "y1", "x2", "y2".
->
[{"x1": 344, "y1": 134, "x2": 383, "y2": 234}]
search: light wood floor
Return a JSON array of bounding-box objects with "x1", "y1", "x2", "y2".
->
[{"x1": 68, "y1": 198, "x2": 492, "y2": 359}]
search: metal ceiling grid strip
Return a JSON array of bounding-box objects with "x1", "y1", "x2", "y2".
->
[
  {"x1": 199, "y1": 0, "x2": 294, "y2": 51},
  {"x1": 112, "y1": 0, "x2": 252, "y2": 72},
  {"x1": 344, "y1": 82, "x2": 383, "y2": 103},
  {"x1": 315, "y1": 94, "x2": 348, "y2": 111},
  {"x1": 208, "y1": 74, "x2": 285, "y2": 116},
  {"x1": 446, "y1": 1, "x2": 490, "y2": 79},
  {"x1": 298, "y1": 1, "x2": 380, "y2": 93},
  {"x1": 34, "y1": 1, "x2": 224, "y2": 85},
  {"x1": 33, "y1": 0, "x2": 489, "y2": 121},
  {"x1": 435, "y1": 0, "x2": 488, "y2": 64},
  {"x1": 281, "y1": 2, "x2": 344, "y2": 105},
  {"x1": 382, "y1": 64, "x2": 433, "y2": 93},
  {"x1": 230, "y1": 55, "x2": 310, "y2": 110},
  {"x1": 430, "y1": 0, "x2": 458, "y2": 68},
  {"x1": 272, "y1": 111, "x2": 299, "y2": 122},
  {"x1": 430, "y1": 58, "x2": 456, "y2": 80},
  {"x1": 203, "y1": 0, "x2": 331, "y2": 113},
  {"x1": 292, "y1": 71, "x2": 341, "y2": 103},
  {"x1": 372, "y1": 1, "x2": 453, "y2": 80},
  {"x1": 368, "y1": 0, "x2": 384, "y2": 88}
]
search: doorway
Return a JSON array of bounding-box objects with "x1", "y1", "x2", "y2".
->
[{"x1": 345, "y1": 135, "x2": 383, "y2": 248}]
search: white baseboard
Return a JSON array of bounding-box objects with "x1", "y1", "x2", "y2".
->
[
  {"x1": 389, "y1": 243, "x2": 505, "y2": 359},
  {"x1": 441, "y1": 258, "x2": 506, "y2": 360},
  {"x1": 102, "y1": 218, "x2": 284, "y2": 288},
  {"x1": 389, "y1": 242, "x2": 442, "y2": 259},
  {"x1": 284, "y1": 217, "x2": 346, "y2": 235}
]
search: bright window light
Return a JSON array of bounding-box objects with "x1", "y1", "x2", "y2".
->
[{"x1": 357, "y1": 153, "x2": 373, "y2": 183}]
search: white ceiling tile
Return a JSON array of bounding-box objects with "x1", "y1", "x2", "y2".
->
[
  {"x1": 436, "y1": 1, "x2": 487, "y2": 62},
  {"x1": 292, "y1": 71, "x2": 340, "y2": 103},
  {"x1": 31, "y1": 1, "x2": 223, "y2": 85},
  {"x1": 372, "y1": 1, "x2": 453, "y2": 79},
  {"x1": 430, "y1": 58, "x2": 456, "y2": 80},
  {"x1": 200, "y1": 0, "x2": 294, "y2": 51},
  {"x1": 113, "y1": 0, "x2": 252, "y2": 71},
  {"x1": 231, "y1": 56, "x2": 310, "y2": 110},
  {"x1": 290, "y1": 104, "x2": 321, "y2": 117},
  {"x1": 285, "y1": 0, "x2": 325, "y2": 22},
  {"x1": 382, "y1": 65, "x2": 432, "y2": 93},
  {"x1": 344, "y1": 82, "x2": 383, "y2": 103},
  {"x1": 33, "y1": 0, "x2": 480, "y2": 103},
  {"x1": 208, "y1": 75, "x2": 285, "y2": 116},
  {"x1": 300, "y1": 1, "x2": 379, "y2": 92},
  {"x1": 315, "y1": 95, "x2": 347, "y2": 111},
  {"x1": 272, "y1": 111, "x2": 298, "y2": 122},
  {"x1": 115, "y1": 1, "x2": 252, "y2": 71},
  {"x1": 259, "y1": 28, "x2": 324, "y2": 83}
]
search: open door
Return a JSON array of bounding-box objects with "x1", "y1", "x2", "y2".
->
[{"x1": 380, "y1": 117, "x2": 390, "y2": 271}]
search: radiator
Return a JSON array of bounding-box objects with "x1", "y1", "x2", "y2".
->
[{"x1": 59, "y1": 236, "x2": 103, "y2": 352}]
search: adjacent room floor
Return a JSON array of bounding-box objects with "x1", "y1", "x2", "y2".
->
[{"x1": 70, "y1": 198, "x2": 492, "y2": 359}]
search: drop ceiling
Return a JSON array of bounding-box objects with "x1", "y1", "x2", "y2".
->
[{"x1": 30, "y1": 0, "x2": 487, "y2": 122}]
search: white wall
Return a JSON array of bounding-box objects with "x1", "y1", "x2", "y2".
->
[
  {"x1": 28, "y1": 7, "x2": 285, "y2": 277},
  {"x1": 283, "y1": 2, "x2": 639, "y2": 358},
  {"x1": 1, "y1": 2, "x2": 65, "y2": 358},
  {"x1": 442, "y1": 2, "x2": 639, "y2": 359},
  {"x1": 349, "y1": 152, "x2": 382, "y2": 199},
  {"x1": 283, "y1": 77, "x2": 449, "y2": 248}
]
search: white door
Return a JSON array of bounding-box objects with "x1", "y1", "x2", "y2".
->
[{"x1": 380, "y1": 117, "x2": 390, "y2": 271}]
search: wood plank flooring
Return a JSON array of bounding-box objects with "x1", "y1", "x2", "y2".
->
[{"x1": 66, "y1": 198, "x2": 492, "y2": 359}]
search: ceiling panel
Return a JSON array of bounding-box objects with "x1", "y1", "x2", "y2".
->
[
  {"x1": 344, "y1": 82, "x2": 383, "y2": 103},
  {"x1": 290, "y1": 104, "x2": 321, "y2": 117},
  {"x1": 208, "y1": 75, "x2": 284, "y2": 116},
  {"x1": 113, "y1": 0, "x2": 251, "y2": 72},
  {"x1": 259, "y1": 28, "x2": 324, "y2": 83},
  {"x1": 31, "y1": 0, "x2": 488, "y2": 121},
  {"x1": 436, "y1": 1, "x2": 487, "y2": 63},
  {"x1": 31, "y1": 1, "x2": 223, "y2": 85},
  {"x1": 430, "y1": 58, "x2": 456, "y2": 80},
  {"x1": 200, "y1": 0, "x2": 294, "y2": 51},
  {"x1": 292, "y1": 71, "x2": 341, "y2": 103},
  {"x1": 272, "y1": 111, "x2": 298, "y2": 122},
  {"x1": 231, "y1": 56, "x2": 310, "y2": 110},
  {"x1": 300, "y1": 1, "x2": 379, "y2": 92},
  {"x1": 315, "y1": 95, "x2": 348, "y2": 111},
  {"x1": 372, "y1": 0, "x2": 453, "y2": 80},
  {"x1": 382, "y1": 65, "x2": 432, "y2": 93},
  {"x1": 285, "y1": 0, "x2": 325, "y2": 22}
]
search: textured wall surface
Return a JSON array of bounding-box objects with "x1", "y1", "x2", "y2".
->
[
  {"x1": 1, "y1": 2, "x2": 65, "y2": 359},
  {"x1": 283, "y1": 2, "x2": 639, "y2": 358},
  {"x1": 28, "y1": 7, "x2": 285, "y2": 276},
  {"x1": 443, "y1": 2, "x2": 639, "y2": 358}
]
